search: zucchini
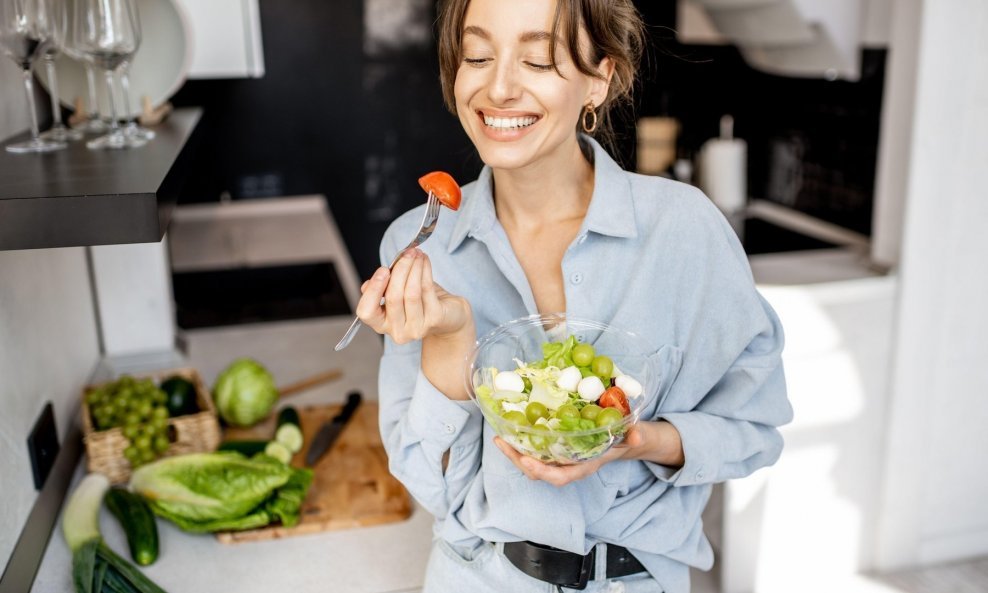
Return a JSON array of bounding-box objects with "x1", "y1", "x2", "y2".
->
[
  {"x1": 217, "y1": 440, "x2": 269, "y2": 456},
  {"x1": 264, "y1": 440, "x2": 293, "y2": 464},
  {"x1": 104, "y1": 488, "x2": 159, "y2": 566},
  {"x1": 275, "y1": 407, "x2": 304, "y2": 454}
]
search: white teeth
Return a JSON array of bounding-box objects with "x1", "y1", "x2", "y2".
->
[{"x1": 483, "y1": 115, "x2": 537, "y2": 129}]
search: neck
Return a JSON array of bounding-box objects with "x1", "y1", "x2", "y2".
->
[{"x1": 491, "y1": 137, "x2": 595, "y2": 231}]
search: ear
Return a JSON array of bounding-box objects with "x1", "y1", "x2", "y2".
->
[{"x1": 587, "y1": 56, "x2": 615, "y2": 107}]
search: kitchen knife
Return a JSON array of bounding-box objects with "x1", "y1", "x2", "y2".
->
[{"x1": 305, "y1": 391, "x2": 362, "y2": 466}]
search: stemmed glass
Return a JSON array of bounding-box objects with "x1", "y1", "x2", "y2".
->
[
  {"x1": 116, "y1": 1, "x2": 153, "y2": 145},
  {"x1": 62, "y1": 12, "x2": 109, "y2": 134},
  {"x1": 38, "y1": 0, "x2": 83, "y2": 142},
  {"x1": 118, "y1": 63, "x2": 154, "y2": 142},
  {"x1": 0, "y1": 0, "x2": 66, "y2": 153},
  {"x1": 72, "y1": 0, "x2": 143, "y2": 150}
]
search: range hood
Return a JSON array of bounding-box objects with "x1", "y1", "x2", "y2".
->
[{"x1": 677, "y1": 0, "x2": 866, "y2": 81}]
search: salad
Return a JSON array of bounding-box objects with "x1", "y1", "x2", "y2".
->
[{"x1": 475, "y1": 335, "x2": 645, "y2": 462}]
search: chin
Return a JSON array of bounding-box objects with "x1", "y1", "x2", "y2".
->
[{"x1": 474, "y1": 145, "x2": 540, "y2": 170}]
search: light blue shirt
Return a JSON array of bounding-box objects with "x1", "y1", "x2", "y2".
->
[{"x1": 377, "y1": 137, "x2": 793, "y2": 593}]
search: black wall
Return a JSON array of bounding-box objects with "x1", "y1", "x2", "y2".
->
[{"x1": 171, "y1": 1, "x2": 886, "y2": 277}]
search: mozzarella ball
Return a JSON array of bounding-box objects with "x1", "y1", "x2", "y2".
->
[
  {"x1": 615, "y1": 375, "x2": 643, "y2": 398},
  {"x1": 577, "y1": 376, "x2": 606, "y2": 401},
  {"x1": 556, "y1": 366, "x2": 582, "y2": 392},
  {"x1": 493, "y1": 370, "x2": 525, "y2": 393}
]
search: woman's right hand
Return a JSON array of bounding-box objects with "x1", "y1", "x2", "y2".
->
[{"x1": 356, "y1": 248, "x2": 475, "y2": 399}]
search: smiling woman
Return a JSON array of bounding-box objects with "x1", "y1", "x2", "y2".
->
[
  {"x1": 358, "y1": 0, "x2": 793, "y2": 592},
  {"x1": 438, "y1": 0, "x2": 642, "y2": 160}
]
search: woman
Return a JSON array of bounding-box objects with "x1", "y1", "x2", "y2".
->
[{"x1": 354, "y1": 0, "x2": 793, "y2": 591}]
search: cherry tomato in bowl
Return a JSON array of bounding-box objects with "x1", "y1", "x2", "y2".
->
[{"x1": 599, "y1": 386, "x2": 631, "y2": 416}]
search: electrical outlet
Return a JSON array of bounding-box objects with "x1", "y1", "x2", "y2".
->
[{"x1": 27, "y1": 402, "x2": 60, "y2": 490}]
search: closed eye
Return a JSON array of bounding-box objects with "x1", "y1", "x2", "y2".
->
[
  {"x1": 525, "y1": 61, "x2": 553, "y2": 72},
  {"x1": 464, "y1": 57, "x2": 491, "y2": 67}
]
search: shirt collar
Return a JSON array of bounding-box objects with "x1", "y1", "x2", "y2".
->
[{"x1": 446, "y1": 135, "x2": 637, "y2": 254}]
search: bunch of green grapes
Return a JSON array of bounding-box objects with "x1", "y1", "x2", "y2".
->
[{"x1": 86, "y1": 375, "x2": 172, "y2": 466}]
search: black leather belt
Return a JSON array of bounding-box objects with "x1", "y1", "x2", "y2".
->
[{"x1": 503, "y1": 540, "x2": 646, "y2": 590}]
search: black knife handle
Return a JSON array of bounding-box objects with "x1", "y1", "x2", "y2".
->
[{"x1": 338, "y1": 391, "x2": 362, "y2": 421}]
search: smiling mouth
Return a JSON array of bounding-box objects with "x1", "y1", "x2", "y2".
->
[{"x1": 479, "y1": 112, "x2": 540, "y2": 130}]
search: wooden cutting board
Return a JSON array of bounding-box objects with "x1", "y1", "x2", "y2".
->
[{"x1": 215, "y1": 401, "x2": 412, "y2": 544}]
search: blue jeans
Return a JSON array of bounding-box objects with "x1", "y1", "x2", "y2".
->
[{"x1": 422, "y1": 539, "x2": 664, "y2": 593}]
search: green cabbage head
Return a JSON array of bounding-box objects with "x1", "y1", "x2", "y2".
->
[{"x1": 213, "y1": 358, "x2": 278, "y2": 426}]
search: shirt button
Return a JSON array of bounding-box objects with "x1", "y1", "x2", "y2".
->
[
  {"x1": 695, "y1": 471, "x2": 705, "y2": 480},
  {"x1": 570, "y1": 273, "x2": 583, "y2": 285},
  {"x1": 443, "y1": 423, "x2": 456, "y2": 434}
]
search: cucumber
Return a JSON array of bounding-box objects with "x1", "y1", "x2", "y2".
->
[
  {"x1": 159, "y1": 376, "x2": 199, "y2": 417},
  {"x1": 277, "y1": 406, "x2": 301, "y2": 429},
  {"x1": 275, "y1": 425, "x2": 304, "y2": 454},
  {"x1": 275, "y1": 407, "x2": 304, "y2": 454},
  {"x1": 217, "y1": 440, "x2": 269, "y2": 456},
  {"x1": 104, "y1": 488, "x2": 159, "y2": 566},
  {"x1": 264, "y1": 440, "x2": 293, "y2": 464}
]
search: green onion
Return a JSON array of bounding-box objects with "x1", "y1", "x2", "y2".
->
[{"x1": 62, "y1": 473, "x2": 168, "y2": 593}]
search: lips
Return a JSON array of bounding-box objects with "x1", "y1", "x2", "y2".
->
[{"x1": 474, "y1": 110, "x2": 541, "y2": 142}]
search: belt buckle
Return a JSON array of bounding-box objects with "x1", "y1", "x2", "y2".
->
[{"x1": 563, "y1": 547, "x2": 595, "y2": 590}]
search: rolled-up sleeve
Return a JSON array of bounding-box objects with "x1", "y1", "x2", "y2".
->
[
  {"x1": 645, "y1": 197, "x2": 793, "y2": 486},
  {"x1": 650, "y1": 296, "x2": 790, "y2": 485},
  {"x1": 374, "y1": 221, "x2": 484, "y2": 518},
  {"x1": 378, "y1": 343, "x2": 484, "y2": 517}
]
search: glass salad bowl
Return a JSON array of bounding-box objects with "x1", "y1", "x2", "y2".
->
[{"x1": 465, "y1": 313, "x2": 655, "y2": 464}]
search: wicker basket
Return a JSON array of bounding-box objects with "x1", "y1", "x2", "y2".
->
[{"x1": 82, "y1": 367, "x2": 221, "y2": 484}]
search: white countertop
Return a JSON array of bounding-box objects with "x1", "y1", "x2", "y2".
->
[
  {"x1": 31, "y1": 459, "x2": 433, "y2": 593},
  {"x1": 32, "y1": 316, "x2": 435, "y2": 593}
]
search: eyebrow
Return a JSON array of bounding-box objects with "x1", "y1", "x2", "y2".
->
[{"x1": 462, "y1": 25, "x2": 554, "y2": 44}]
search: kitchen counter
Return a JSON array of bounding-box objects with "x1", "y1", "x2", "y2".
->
[
  {"x1": 30, "y1": 462, "x2": 433, "y2": 593},
  {"x1": 30, "y1": 315, "x2": 435, "y2": 593}
]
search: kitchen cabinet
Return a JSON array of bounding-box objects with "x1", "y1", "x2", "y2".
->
[
  {"x1": 0, "y1": 109, "x2": 201, "y2": 251},
  {"x1": 175, "y1": 0, "x2": 265, "y2": 79}
]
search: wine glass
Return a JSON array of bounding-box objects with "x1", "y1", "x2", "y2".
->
[
  {"x1": 37, "y1": 0, "x2": 83, "y2": 141},
  {"x1": 116, "y1": 0, "x2": 153, "y2": 145},
  {"x1": 118, "y1": 65, "x2": 154, "y2": 142},
  {"x1": 72, "y1": 0, "x2": 143, "y2": 150},
  {"x1": 61, "y1": 0, "x2": 108, "y2": 133},
  {"x1": 0, "y1": 0, "x2": 67, "y2": 153}
]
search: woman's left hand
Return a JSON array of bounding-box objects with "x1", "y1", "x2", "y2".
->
[{"x1": 493, "y1": 426, "x2": 645, "y2": 487}]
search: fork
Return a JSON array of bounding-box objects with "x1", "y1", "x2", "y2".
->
[{"x1": 334, "y1": 191, "x2": 442, "y2": 351}]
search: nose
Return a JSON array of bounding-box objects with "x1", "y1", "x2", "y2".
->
[{"x1": 488, "y1": 60, "x2": 521, "y2": 105}]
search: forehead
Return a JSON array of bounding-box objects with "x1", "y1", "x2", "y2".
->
[{"x1": 462, "y1": 0, "x2": 558, "y2": 39}]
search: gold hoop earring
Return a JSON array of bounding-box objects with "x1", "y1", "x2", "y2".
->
[{"x1": 582, "y1": 102, "x2": 598, "y2": 133}]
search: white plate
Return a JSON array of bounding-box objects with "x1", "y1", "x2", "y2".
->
[{"x1": 36, "y1": 0, "x2": 193, "y2": 119}]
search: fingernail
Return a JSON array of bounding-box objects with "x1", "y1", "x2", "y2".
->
[{"x1": 373, "y1": 267, "x2": 389, "y2": 281}]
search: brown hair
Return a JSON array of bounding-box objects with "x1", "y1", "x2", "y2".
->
[{"x1": 437, "y1": 0, "x2": 645, "y2": 148}]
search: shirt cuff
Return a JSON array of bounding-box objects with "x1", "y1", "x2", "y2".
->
[
  {"x1": 406, "y1": 369, "x2": 483, "y2": 447},
  {"x1": 645, "y1": 412, "x2": 711, "y2": 486}
]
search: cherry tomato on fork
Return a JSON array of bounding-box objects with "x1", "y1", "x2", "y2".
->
[{"x1": 418, "y1": 171, "x2": 462, "y2": 210}]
